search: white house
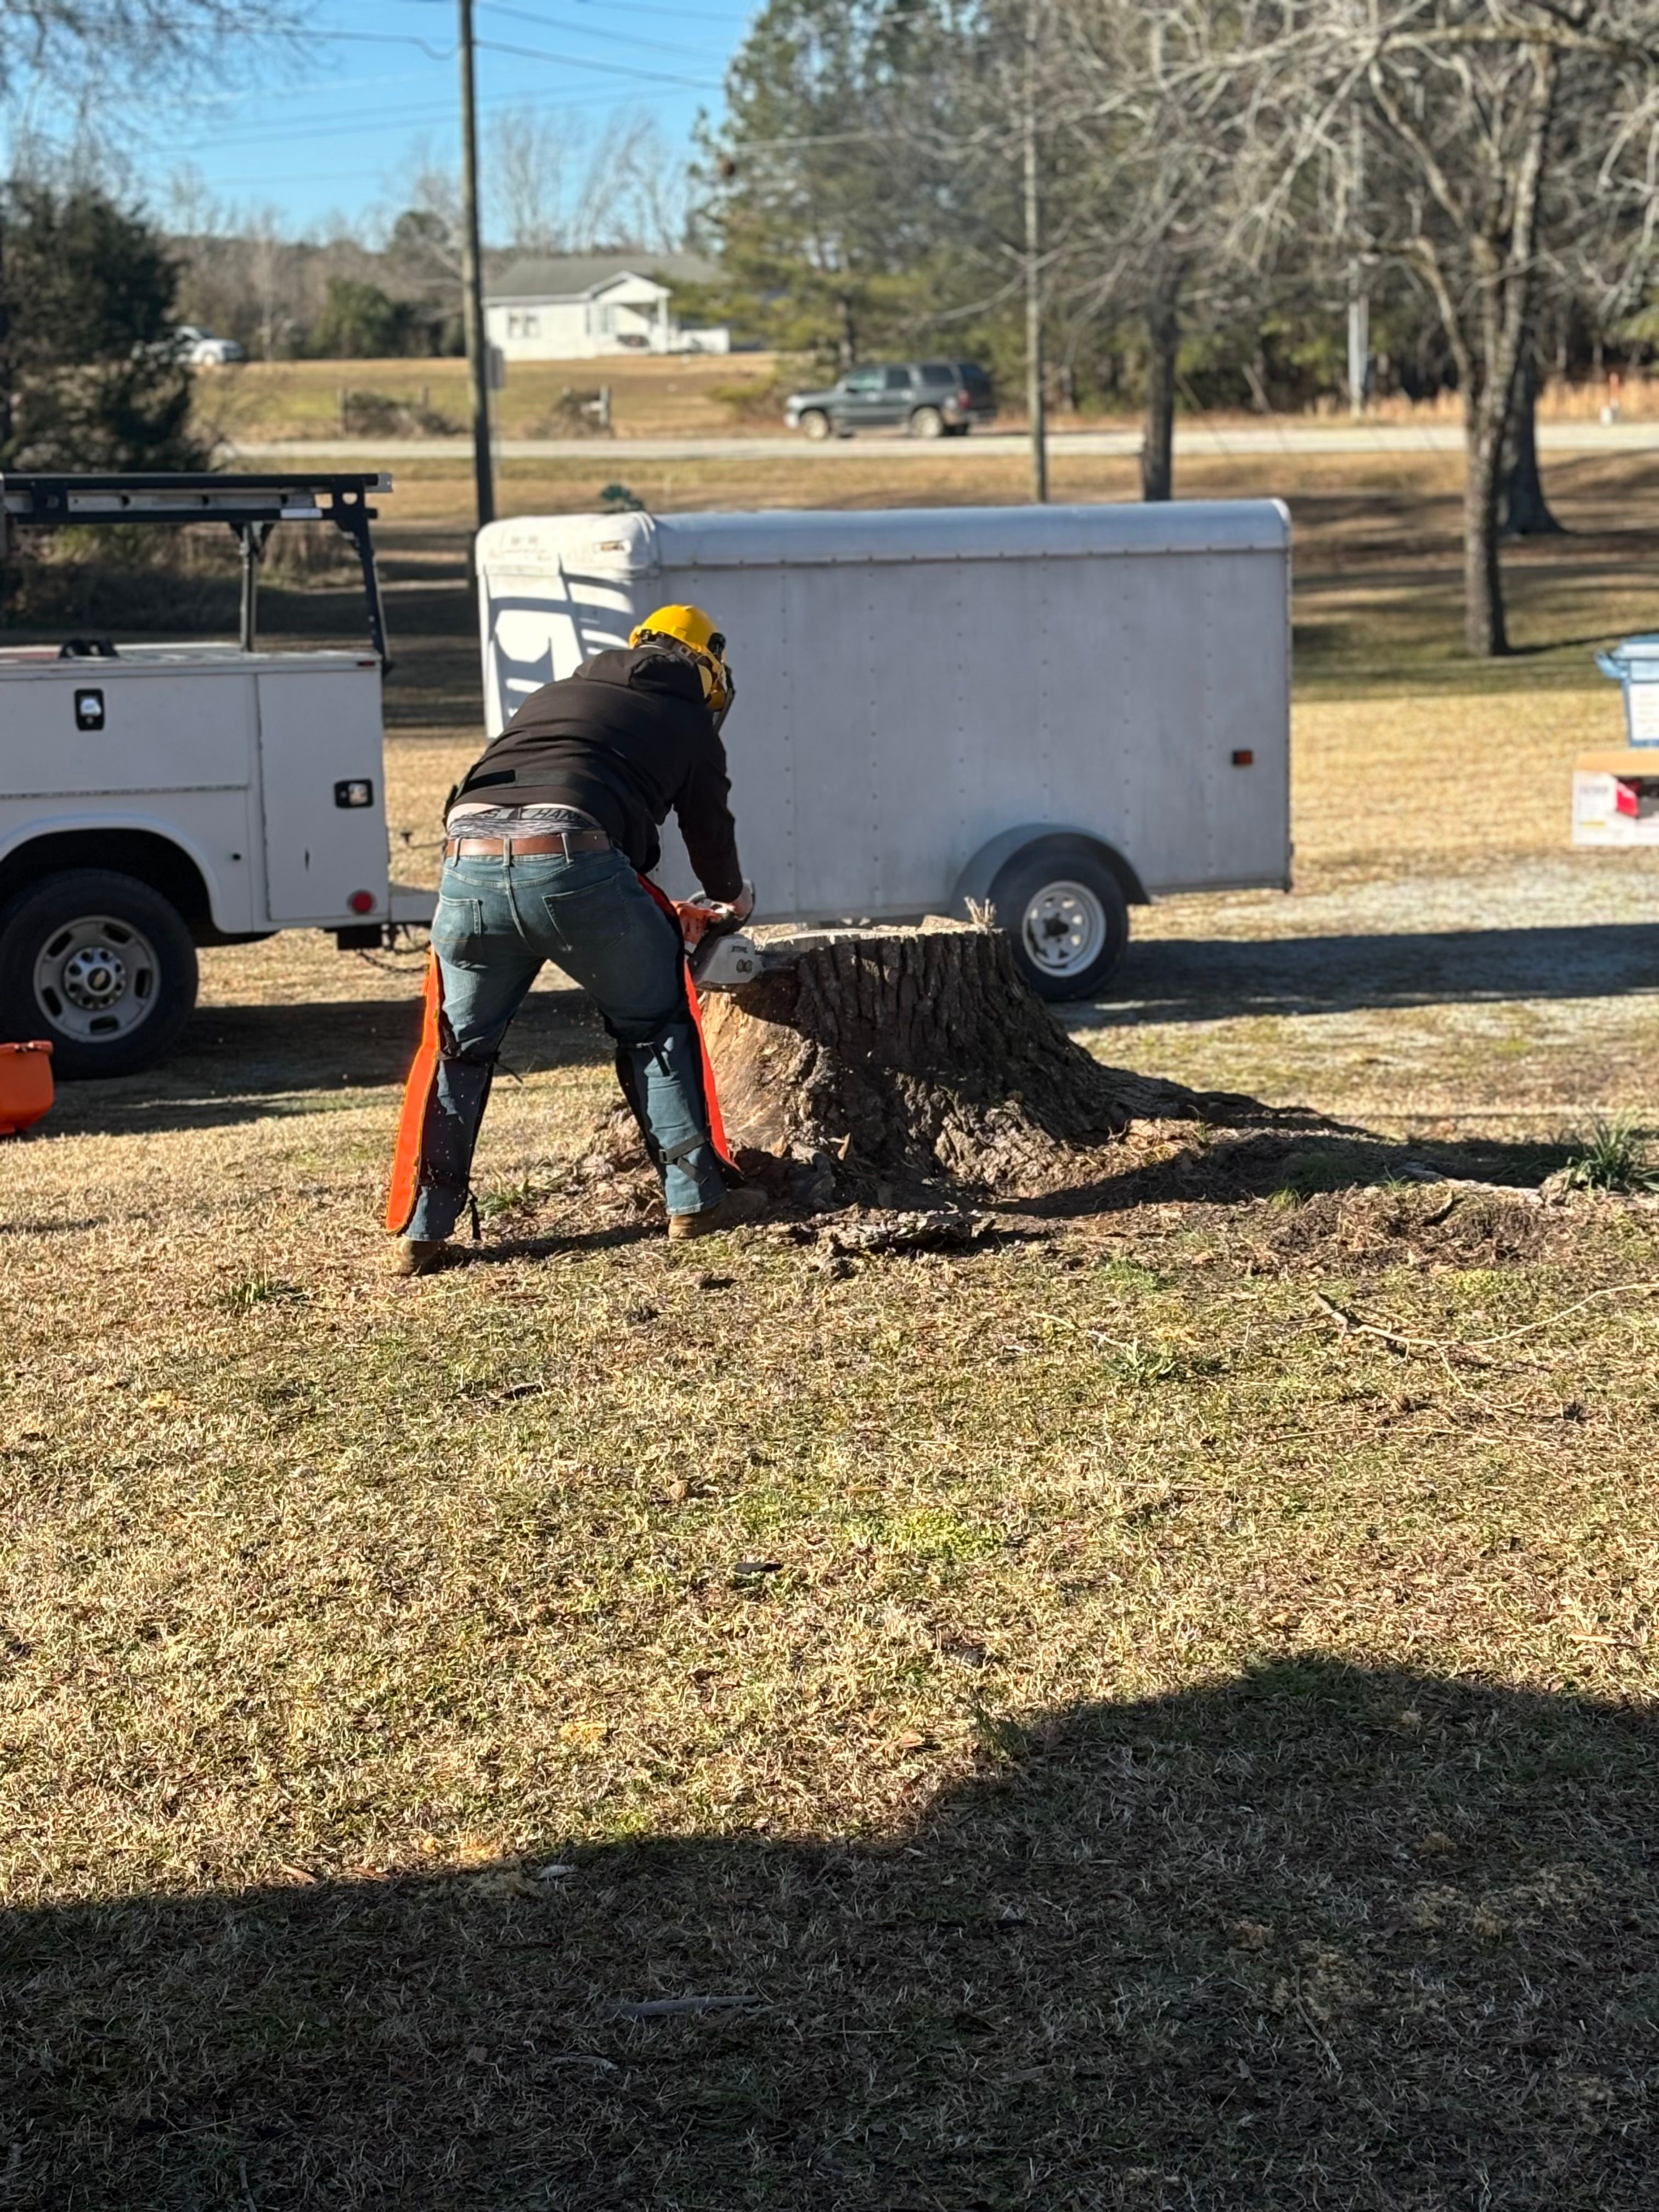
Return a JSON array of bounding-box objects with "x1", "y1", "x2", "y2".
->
[{"x1": 484, "y1": 252, "x2": 730, "y2": 362}]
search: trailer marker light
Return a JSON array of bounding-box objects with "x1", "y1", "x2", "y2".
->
[
  {"x1": 1231, "y1": 748, "x2": 1254, "y2": 766},
  {"x1": 335, "y1": 778, "x2": 374, "y2": 808},
  {"x1": 349, "y1": 890, "x2": 376, "y2": 914}
]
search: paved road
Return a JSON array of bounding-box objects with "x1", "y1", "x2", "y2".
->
[{"x1": 220, "y1": 420, "x2": 1659, "y2": 466}]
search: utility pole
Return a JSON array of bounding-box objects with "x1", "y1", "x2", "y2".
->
[
  {"x1": 458, "y1": 0, "x2": 493, "y2": 531},
  {"x1": 1023, "y1": 0, "x2": 1048, "y2": 503},
  {"x1": 0, "y1": 211, "x2": 12, "y2": 461}
]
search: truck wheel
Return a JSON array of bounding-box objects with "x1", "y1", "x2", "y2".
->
[
  {"x1": 800, "y1": 409, "x2": 831, "y2": 441},
  {"x1": 0, "y1": 869, "x2": 199, "y2": 1078},
  {"x1": 909, "y1": 405, "x2": 946, "y2": 438},
  {"x1": 989, "y1": 839, "x2": 1129, "y2": 1002}
]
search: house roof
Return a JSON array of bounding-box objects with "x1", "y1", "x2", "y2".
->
[{"x1": 487, "y1": 251, "x2": 721, "y2": 302}]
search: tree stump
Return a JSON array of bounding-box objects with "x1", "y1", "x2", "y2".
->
[{"x1": 582, "y1": 921, "x2": 1265, "y2": 1206}]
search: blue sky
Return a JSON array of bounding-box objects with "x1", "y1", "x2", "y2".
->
[{"x1": 94, "y1": 0, "x2": 759, "y2": 238}]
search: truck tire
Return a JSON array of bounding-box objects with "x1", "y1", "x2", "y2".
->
[
  {"x1": 0, "y1": 868, "x2": 199, "y2": 1078},
  {"x1": 909, "y1": 404, "x2": 946, "y2": 438},
  {"x1": 800, "y1": 409, "x2": 831, "y2": 441},
  {"x1": 988, "y1": 838, "x2": 1130, "y2": 1002}
]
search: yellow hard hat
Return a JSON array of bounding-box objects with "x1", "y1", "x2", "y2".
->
[{"x1": 630, "y1": 602, "x2": 733, "y2": 716}]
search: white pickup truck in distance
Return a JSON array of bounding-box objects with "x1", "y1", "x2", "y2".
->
[{"x1": 0, "y1": 471, "x2": 434, "y2": 1077}]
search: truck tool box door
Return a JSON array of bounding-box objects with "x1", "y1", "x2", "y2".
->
[
  {"x1": 0, "y1": 664, "x2": 252, "y2": 798},
  {"x1": 257, "y1": 664, "x2": 388, "y2": 925}
]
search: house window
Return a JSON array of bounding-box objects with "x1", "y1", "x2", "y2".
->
[
  {"x1": 523, "y1": 312, "x2": 539, "y2": 338},
  {"x1": 505, "y1": 311, "x2": 540, "y2": 339},
  {"x1": 592, "y1": 303, "x2": 616, "y2": 337}
]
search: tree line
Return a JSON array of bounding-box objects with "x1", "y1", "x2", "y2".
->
[{"x1": 699, "y1": 0, "x2": 1659, "y2": 654}]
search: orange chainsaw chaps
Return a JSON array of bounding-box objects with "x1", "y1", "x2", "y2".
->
[
  {"x1": 638, "y1": 876, "x2": 736, "y2": 1176},
  {"x1": 385, "y1": 950, "x2": 444, "y2": 1234},
  {"x1": 687, "y1": 970, "x2": 734, "y2": 1171}
]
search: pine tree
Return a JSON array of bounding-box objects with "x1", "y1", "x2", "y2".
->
[{"x1": 1, "y1": 183, "x2": 202, "y2": 471}]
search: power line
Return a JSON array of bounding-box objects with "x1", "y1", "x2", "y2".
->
[
  {"x1": 177, "y1": 80, "x2": 637, "y2": 154},
  {"x1": 400, "y1": 0, "x2": 750, "y2": 22},
  {"x1": 478, "y1": 2, "x2": 735, "y2": 59},
  {"x1": 475, "y1": 35, "x2": 721, "y2": 88}
]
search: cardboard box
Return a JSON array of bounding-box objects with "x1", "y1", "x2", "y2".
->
[{"x1": 1572, "y1": 748, "x2": 1659, "y2": 846}]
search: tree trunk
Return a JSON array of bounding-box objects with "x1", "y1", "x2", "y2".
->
[
  {"x1": 1141, "y1": 285, "x2": 1179, "y2": 503},
  {"x1": 1464, "y1": 397, "x2": 1509, "y2": 657},
  {"x1": 581, "y1": 924, "x2": 1272, "y2": 1208},
  {"x1": 1501, "y1": 346, "x2": 1561, "y2": 537},
  {"x1": 837, "y1": 294, "x2": 856, "y2": 373}
]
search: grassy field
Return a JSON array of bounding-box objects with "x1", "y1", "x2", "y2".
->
[
  {"x1": 194, "y1": 352, "x2": 792, "y2": 444},
  {"x1": 4, "y1": 447, "x2": 1659, "y2": 2208},
  {"x1": 195, "y1": 354, "x2": 1659, "y2": 444}
]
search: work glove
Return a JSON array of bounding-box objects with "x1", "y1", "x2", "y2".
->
[{"x1": 675, "y1": 880, "x2": 754, "y2": 949}]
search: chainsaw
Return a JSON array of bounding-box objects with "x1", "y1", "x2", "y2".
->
[{"x1": 674, "y1": 893, "x2": 766, "y2": 992}]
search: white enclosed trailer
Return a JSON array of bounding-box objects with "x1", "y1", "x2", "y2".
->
[
  {"x1": 476, "y1": 501, "x2": 1291, "y2": 998},
  {"x1": 0, "y1": 473, "x2": 433, "y2": 1076}
]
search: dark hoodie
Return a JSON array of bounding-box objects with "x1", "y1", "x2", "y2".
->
[{"x1": 453, "y1": 645, "x2": 743, "y2": 899}]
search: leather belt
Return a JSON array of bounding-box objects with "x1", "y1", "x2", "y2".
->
[{"x1": 444, "y1": 829, "x2": 613, "y2": 861}]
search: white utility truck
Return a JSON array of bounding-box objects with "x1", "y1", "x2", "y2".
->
[
  {"x1": 0, "y1": 472, "x2": 433, "y2": 1076},
  {"x1": 476, "y1": 501, "x2": 1292, "y2": 999}
]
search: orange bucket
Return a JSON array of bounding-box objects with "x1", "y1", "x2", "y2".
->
[{"x1": 0, "y1": 1041, "x2": 54, "y2": 1136}]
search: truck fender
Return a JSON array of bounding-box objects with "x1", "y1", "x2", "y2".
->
[
  {"x1": 0, "y1": 811, "x2": 236, "y2": 935},
  {"x1": 950, "y1": 825, "x2": 1149, "y2": 921}
]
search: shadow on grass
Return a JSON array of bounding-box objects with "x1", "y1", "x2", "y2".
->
[
  {"x1": 1076, "y1": 921, "x2": 1659, "y2": 1030},
  {"x1": 41, "y1": 986, "x2": 610, "y2": 1137},
  {"x1": 5, "y1": 1658, "x2": 1656, "y2": 2208},
  {"x1": 1013, "y1": 1126, "x2": 1581, "y2": 1220},
  {"x1": 441, "y1": 1217, "x2": 663, "y2": 1266}
]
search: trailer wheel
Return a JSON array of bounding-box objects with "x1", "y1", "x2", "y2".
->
[
  {"x1": 909, "y1": 404, "x2": 947, "y2": 438},
  {"x1": 989, "y1": 840, "x2": 1129, "y2": 1001},
  {"x1": 799, "y1": 409, "x2": 831, "y2": 441},
  {"x1": 0, "y1": 868, "x2": 199, "y2": 1077}
]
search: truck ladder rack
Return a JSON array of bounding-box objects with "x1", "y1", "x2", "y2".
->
[{"x1": 0, "y1": 471, "x2": 393, "y2": 668}]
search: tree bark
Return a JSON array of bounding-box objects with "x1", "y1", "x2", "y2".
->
[
  {"x1": 1367, "y1": 43, "x2": 1558, "y2": 662},
  {"x1": 1464, "y1": 396, "x2": 1508, "y2": 657},
  {"x1": 1140, "y1": 281, "x2": 1180, "y2": 503},
  {"x1": 582, "y1": 924, "x2": 1273, "y2": 1207},
  {"x1": 1501, "y1": 345, "x2": 1561, "y2": 537},
  {"x1": 837, "y1": 292, "x2": 856, "y2": 371}
]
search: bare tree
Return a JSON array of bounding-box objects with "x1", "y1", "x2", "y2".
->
[
  {"x1": 1052, "y1": 2, "x2": 1284, "y2": 500},
  {"x1": 402, "y1": 105, "x2": 694, "y2": 262},
  {"x1": 607, "y1": 113, "x2": 691, "y2": 253},
  {"x1": 246, "y1": 202, "x2": 291, "y2": 360},
  {"x1": 893, "y1": 2, "x2": 1302, "y2": 500},
  {"x1": 2, "y1": 3, "x2": 307, "y2": 144},
  {"x1": 491, "y1": 106, "x2": 572, "y2": 254},
  {"x1": 567, "y1": 110, "x2": 689, "y2": 252},
  {"x1": 1232, "y1": 3, "x2": 1659, "y2": 655}
]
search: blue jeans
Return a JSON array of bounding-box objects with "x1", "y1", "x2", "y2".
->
[{"x1": 404, "y1": 845, "x2": 727, "y2": 1239}]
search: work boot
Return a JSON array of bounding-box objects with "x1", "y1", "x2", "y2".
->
[
  {"x1": 390, "y1": 1238, "x2": 450, "y2": 1277},
  {"x1": 667, "y1": 1187, "x2": 768, "y2": 1242}
]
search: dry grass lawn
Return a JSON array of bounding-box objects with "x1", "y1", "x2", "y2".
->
[
  {"x1": 195, "y1": 352, "x2": 792, "y2": 444},
  {"x1": 4, "y1": 447, "x2": 1659, "y2": 2208}
]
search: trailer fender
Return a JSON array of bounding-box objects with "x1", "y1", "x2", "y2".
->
[{"x1": 951, "y1": 825, "x2": 1149, "y2": 918}]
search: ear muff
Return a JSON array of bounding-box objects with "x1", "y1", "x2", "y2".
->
[{"x1": 630, "y1": 617, "x2": 733, "y2": 721}]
